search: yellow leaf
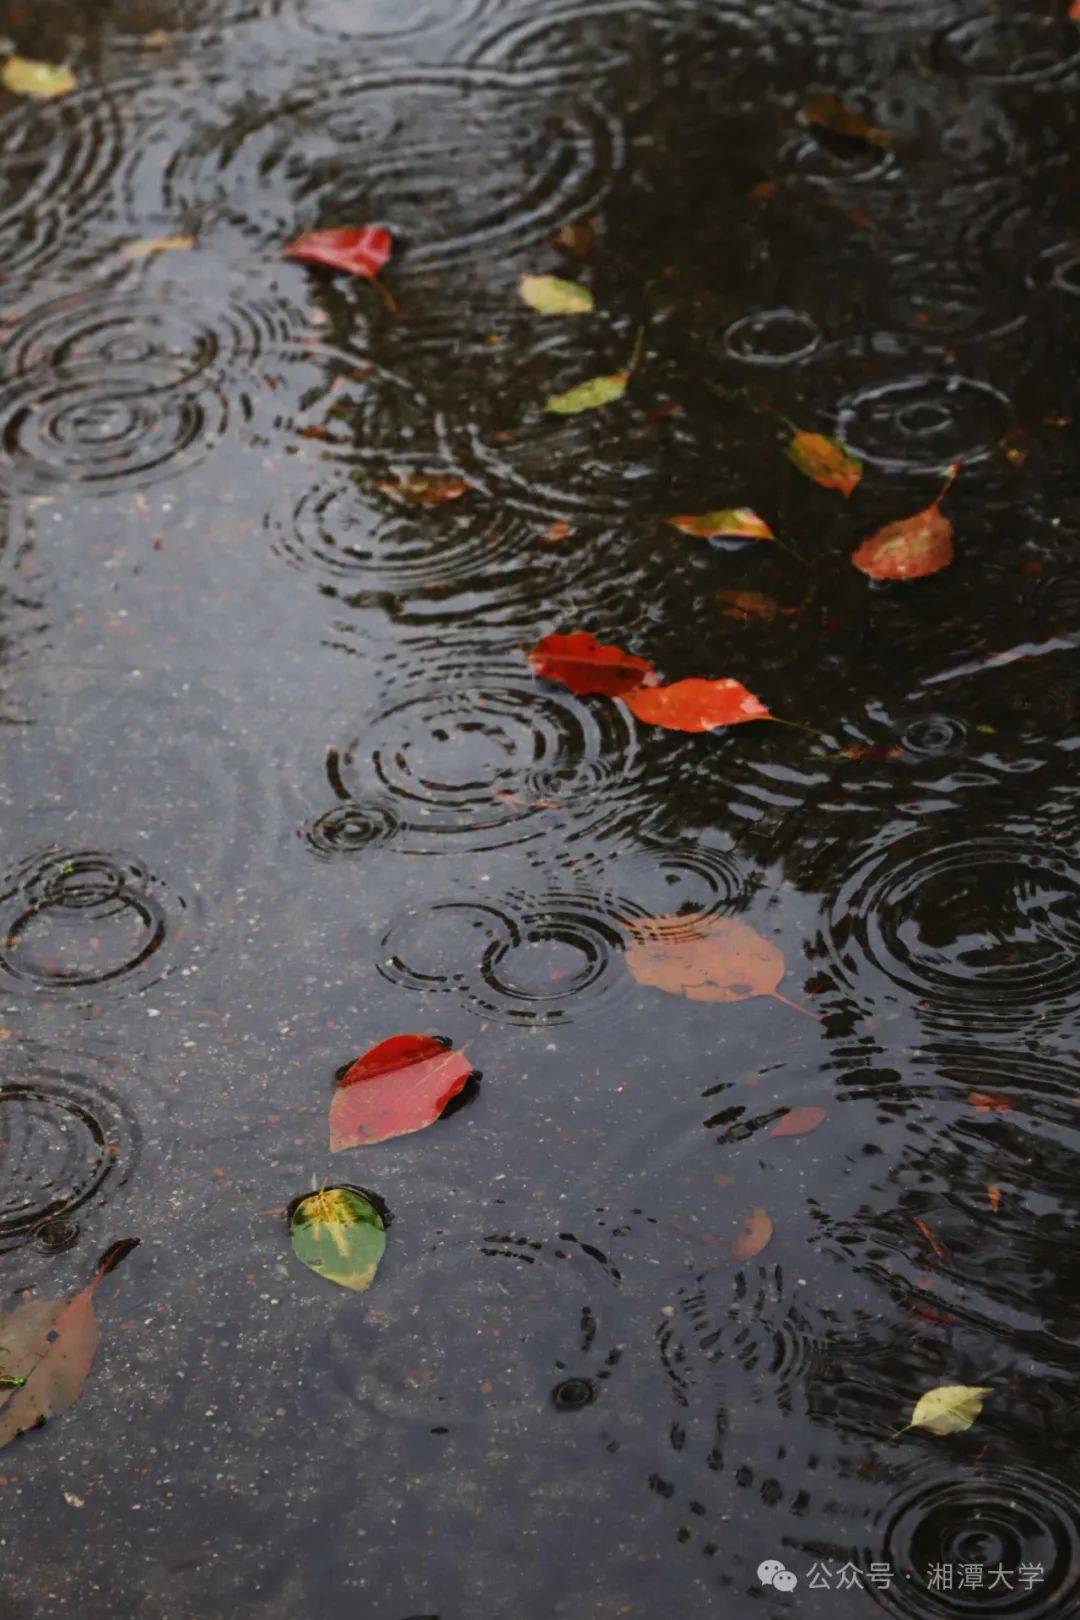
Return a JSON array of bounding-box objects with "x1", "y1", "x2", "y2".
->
[
  {"x1": 545, "y1": 371, "x2": 628, "y2": 415},
  {"x1": 121, "y1": 235, "x2": 196, "y2": 260},
  {"x1": 787, "y1": 430, "x2": 862, "y2": 497},
  {"x1": 901, "y1": 1384, "x2": 991, "y2": 1437},
  {"x1": 2, "y1": 57, "x2": 77, "y2": 98},
  {"x1": 520, "y1": 274, "x2": 594, "y2": 316}
]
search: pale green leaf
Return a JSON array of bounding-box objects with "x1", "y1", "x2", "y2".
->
[
  {"x1": 289, "y1": 1186, "x2": 387, "y2": 1293},
  {"x1": 545, "y1": 371, "x2": 628, "y2": 415},
  {"x1": 520, "y1": 274, "x2": 594, "y2": 316}
]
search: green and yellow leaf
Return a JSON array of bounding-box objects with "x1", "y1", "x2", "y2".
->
[
  {"x1": 545, "y1": 371, "x2": 628, "y2": 415},
  {"x1": 289, "y1": 1186, "x2": 387, "y2": 1293},
  {"x1": 668, "y1": 508, "x2": 775, "y2": 541}
]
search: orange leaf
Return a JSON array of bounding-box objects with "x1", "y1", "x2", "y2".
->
[
  {"x1": 285, "y1": 225, "x2": 391, "y2": 280},
  {"x1": 329, "y1": 1034, "x2": 475, "y2": 1150},
  {"x1": 623, "y1": 677, "x2": 770, "y2": 732},
  {"x1": 852, "y1": 464, "x2": 958, "y2": 581},
  {"x1": 668, "y1": 508, "x2": 775, "y2": 541},
  {"x1": 787, "y1": 430, "x2": 862, "y2": 497},
  {"x1": 1071, "y1": 0, "x2": 1080, "y2": 21},
  {"x1": 623, "y1": 914, "x2": 820, "y2": 1020},
  {"x1": 968, "y1": 1090, "x2": 1014, "y2": 1113},
  {"x1": 770, "y1": 1105, "x2": 827, "y2": 1137},
  {"x1": 731, "y1": 1207, "x2": 773, "y2": 1261},
  {"x1": 527, "y1": 631, "x2": 655, "y2": 697},
  {"x1": 373, "y1": 475, "x2": 472, "y2": 506},
  {"x1": 987, "y1": 1185, "x2": 1002, "y2": 1213}
]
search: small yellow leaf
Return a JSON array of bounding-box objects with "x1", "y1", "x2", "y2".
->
[
  {"x1": 520, "y1": 274, "x2": 594, "y2": 316},
  {"x1": 903, "y1": 1384, "x2": 991, "y2": 1437},
  {"x1": 545, "y1": 371, "x2": 628, "y2": 415},
  {"x1": 2, "y1": 57, "x2": 77, "y2": 98},
  {"x1": 121, "y1": 235, "x2": 196, "y2": 260}
]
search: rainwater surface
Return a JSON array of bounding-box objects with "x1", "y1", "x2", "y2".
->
[{"x1": 0, "y1": 1, "x2": 1078, "y2": 1616}]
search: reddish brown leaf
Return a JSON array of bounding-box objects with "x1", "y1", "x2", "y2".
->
[
  {"x1": 843, "y1": 743, "x2": 905, "y2": 762},
  {"x1": 731, "y1": 1207, "x2": 773, "y2": 1261},
  {"x1": 968, "y1": 1090, "x2": 1015, "y2": 1113},
  {"x1": 770, "y1": 1105, "x2": 827, "y2": 1137},
  {"x1": 717, "y1": 590, "x2": 790, "y2": 623},
  {"x1": 623, "y1": 914, "x2": 820, "y2": 1020},
  {"x1": 527, "y1": 631, "x2": 655, "y2": 697},
  {"x1": 550, "y1": 221, "x2": 596, "y2": 256},
  {"x1": 805, "y1": 95, "x2": 895, "y2": 151},
  {"x1": 285, "y1": 225, "x2": 392, "y2": 280},
  {"x1": 787, "y1": 430, "x2": 862, "y2": 497},
  {"x1": 329, "y1": 1034, "x2": 474, "y2": 1151},
  {"x1": 852, "y1": 468, "x2": 958, "y2": 582},
  {"x1": 1071, "y1": 0, "x2": 1080, "y2": 21},
  {"x1": 373, "y1": 475, "x2": 472, "y2": 506},
  {"x1": 668, "y1": 508, "x2": 775, "y2": 541},
  {"x1": 914, "y1": 1217, "x2": 949, "y2": 1265},
  {"x1": 623, "y1": 677, "x2": 770, "y2": 732},
  {"x1": 0, "y1": 1243, "x2": 137, "y2": 1451}
]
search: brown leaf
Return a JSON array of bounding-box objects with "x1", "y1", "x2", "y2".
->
[
  {"x1": 550, "y1": 222, "x2": 596, "y2": 257},
  {"x1": 770, "y1": 1105, "x2": 827, "y2": 1137},
  {"x1": 0, "y1": 1244, "x2": 136, "y2": 1450},
  {"x1": 623, "y1": 914, "x2": 820, "y2": 1020},
  {"x1": 987, "y1": 1185, "x2": 1002, "y2": 1213},
  {"x1": 717, "y1": 590, "x2": 790, "y2": 623},
  {"x1": 731, "y1": 1208, "x2": 773, "y2": 1261},
  {"x1": 373, "y1": 475, "x2": 472, "y2": 506}
]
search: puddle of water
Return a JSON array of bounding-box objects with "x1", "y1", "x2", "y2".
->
[{"x1": 0, "y1": 2, "x2": 1078, "y2": 1617}]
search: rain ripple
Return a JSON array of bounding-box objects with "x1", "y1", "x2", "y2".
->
[
  {"x1": 0, "y1": 848, "x2": 194, "y2": 1000},
  {"x1": 821, "y1": 830, "x2": 1080, "y2": 1030},
  {"x1": 378, "y1": 887, "x2": 629, "y2": 1026},
  {"x1": 0, "y1": 1054, "x2": 138, "y2": 1256}
]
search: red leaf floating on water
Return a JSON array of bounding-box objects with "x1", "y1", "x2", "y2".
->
[
  {"x1": 623, "y1": 677, "x2": 770, "y2": 732},
  {"x1": 852, "y1": 465, "x2": 959, "y2": 581},
  {"x1": 527, "y1": 631, "x2": 655, "y2": 697},
  {"x1": 731, "y1": 1207, "x2": 773, "y2": 1261},
  {"x1": 623, "y1": 914, "x2": 821, "y2": 1021},
  {"x1": 285, "y1": 225, "x2": 392, "y2": 280},
  {"x1": 329, "y1": 1034, "x2": 475, "y2": 1150},
  {"x1": 770, "y1": 1105, "x2": 828, "y2": 1137},
  {"x1": 968, "y1": 1089, "x2": 1014, "y2": 1113}
]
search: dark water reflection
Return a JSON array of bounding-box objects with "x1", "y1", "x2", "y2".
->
[{"x1": 0, "y1": 1, "x2": 1078, "y2": 1616}]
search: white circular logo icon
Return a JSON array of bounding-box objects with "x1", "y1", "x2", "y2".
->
[
  {"x1": 774, "y1": 1569, "x2": 799, "y2": 1592},
  {"x1": 757, "y1": 1560, "x2": 786, "y2": 1586}
]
